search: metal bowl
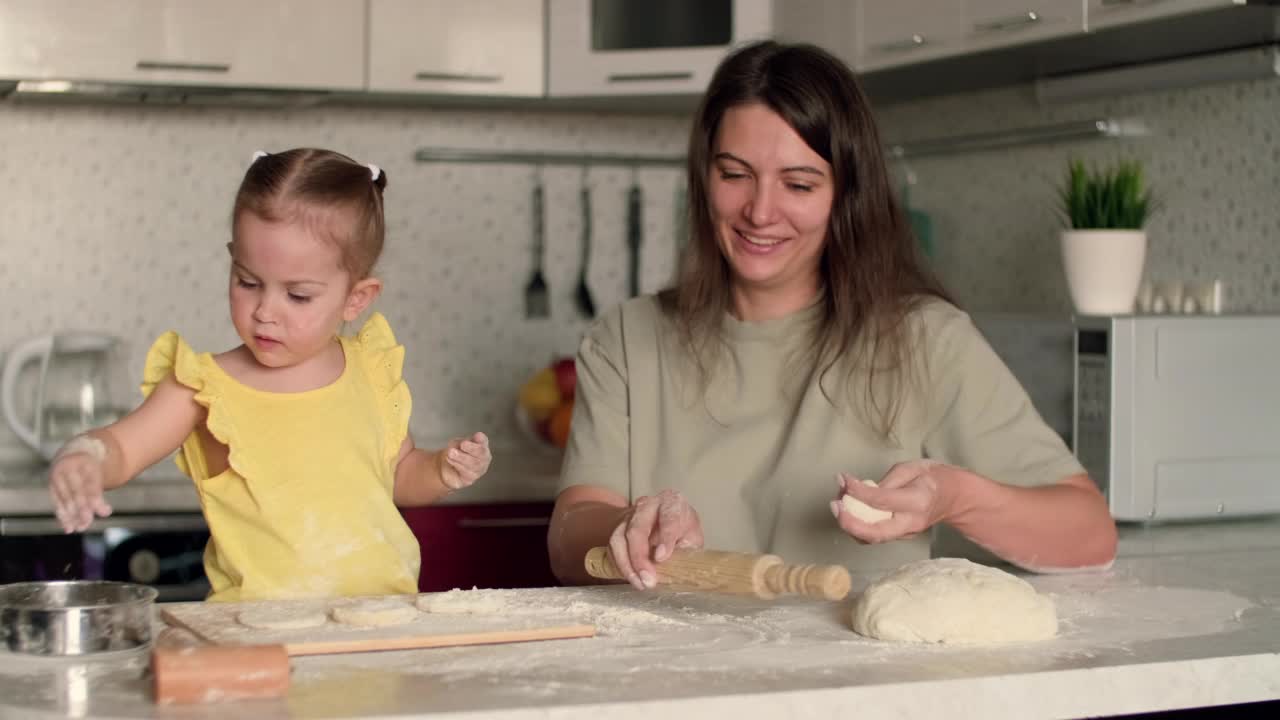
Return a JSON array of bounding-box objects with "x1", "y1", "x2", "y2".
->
[{"x1": 0, "y1": 581, "x2": 157, "y2": 655}]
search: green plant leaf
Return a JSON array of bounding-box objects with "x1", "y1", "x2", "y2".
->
[{"x1": 1057, "y1": 157, "x2": 1155, "y2": 230}]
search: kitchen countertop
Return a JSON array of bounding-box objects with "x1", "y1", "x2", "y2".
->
[
  {"x1": 0, "y1": 442, "x2": 563, "y2": 519},
  {"x1": 1, "y1": 521, "x2": 1278, "y2": 719}
]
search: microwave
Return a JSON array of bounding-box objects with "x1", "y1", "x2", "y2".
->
[
  {"x1": 1073, "y1": 315, "x2": 1280, "y2": 522},
  {"x1": 547, "y1": 0, "x2": 774, "y2": 96}
]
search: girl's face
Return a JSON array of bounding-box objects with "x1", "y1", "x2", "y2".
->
[
  {"x1": 228, "y1": 212, "x2": 365, "y2": 369},
  {"x1": 708, "y1": 103, "x2": 834, "y2": 318}
]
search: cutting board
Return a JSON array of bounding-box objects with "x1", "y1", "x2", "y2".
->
[{"x1": 160, "y1": 594, "x2": 596, "y2": 650}]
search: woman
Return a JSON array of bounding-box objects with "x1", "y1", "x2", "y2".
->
[{"x1": 548, "y1": 40, "x2": 1116, "y2": 591}]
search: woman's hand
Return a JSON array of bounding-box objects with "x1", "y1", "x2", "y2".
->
[
  {"x1": 831, "y1": 460, "x2": 958, "y2": 544},
  {"x1": 49, "y1": 449, "x2": 113, "y2": 533},
  {"x1": 608, "y1": 489, "x2": 704, "y2": 590},
  {"x1": 438, "y1": 432, "x2": 492, "y2": 490}
]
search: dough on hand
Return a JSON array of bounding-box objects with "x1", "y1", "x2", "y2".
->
[
  {"x1": 840, "y1": 480, "x2": 893, "y2": 524},
  {"x1": 237, "y1": 607, "x2": 328, "y2": 631},
  {"x1": 330, "y1": 599, "x2": 419, "y2": 627},
  {"x1": 852, "y1": 558, "x2": 1057, "y2": 644},
  {"x1": 416, "y1": 588, "x2": 510, "y2": 614}
]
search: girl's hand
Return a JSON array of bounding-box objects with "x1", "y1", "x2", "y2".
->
[
  {"x1": 49, "y1": 451, "x2": 113, "y2": 533},
  {"x1": 608, "y1": 489, "x2": 704, "y2": 590},
  {"x1": 831, "y1": 460, "x2": 955, "y2": 544},
  {"x1": 439, "y1": 432, "x2": 491, "y2": 490}
]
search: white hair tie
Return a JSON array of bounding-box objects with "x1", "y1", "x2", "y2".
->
[
  {"x1": 367, "y1": 163, "x2": 381, "y2": 182},
  {"x1": 251, "y1": 150, "x2": 269, "y2": 163}
]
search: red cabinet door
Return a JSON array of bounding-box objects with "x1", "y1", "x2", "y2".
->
[{"x1": 401, "y1": 502, "x2": 559, "y2": 592}]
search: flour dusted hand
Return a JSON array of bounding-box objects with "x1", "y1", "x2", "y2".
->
[
  {"x1": 48, "y1": 436, "x2": 113, "y2": 533},
  {"x1": 609, "y1": 489, "x2": 705, "y2": 591},
  {"x1": 439, "y1": 432, "x2": 491, "y2": 490},
  {"x1": 833, "y1": 462, "x2": 953, "y2": 543}
]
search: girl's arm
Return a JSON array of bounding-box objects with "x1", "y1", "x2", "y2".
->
[
  {"x1": 392, "y1": 432, "x2": 491, "y2": 507},
  {"x1": 49, "y1": 374, "x2": 203, "y2": 532}
]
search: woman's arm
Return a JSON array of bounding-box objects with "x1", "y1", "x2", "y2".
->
[
  {"x1": 548, "y1": 484, "x2": 631, "y2": 585},
  {"x1": 836, "y1": 463, "x2": 1117, "y2": 571},
  {"x1": 49, "y1": 374, "x2": 202, "y2": 531},
  {"x1": 550, "y1": 484, "x2": 705, "y2": 589},
  {"x1": 392, "y1": 432, "x2": 491, "y2": 507}
]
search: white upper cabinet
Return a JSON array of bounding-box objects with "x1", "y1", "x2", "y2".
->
[
  {"x1": 547, "y1": 0, "x2": 773, "y2": 97},
  {"x1": 855, "y1": 0, "x2": 967, "y2": 72},
  {"x1": 1086, "y1": 0, "x2": 1245, "y2": 31},
  {"x1": 960, "y1": 0, "x2": 1086, "y2": 54},
  {"x1": 857, "y1": 0, "x2": 1086, "y2": 71},
  {"x1": 0, "y1": 0, "x2": 364, "y2": 90},
  {"x1": 367, "y1": 0, "x2": 543, "y2": 97}
]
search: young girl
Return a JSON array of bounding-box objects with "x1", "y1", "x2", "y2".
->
[{"x1": 47, "y1": 148, "x2": 492, "y2": 601}]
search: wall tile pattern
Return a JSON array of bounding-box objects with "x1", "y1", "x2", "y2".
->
[
  {"x1": 1, "y1": 73, "x2": 1277, "y2": 462},
  {"x1": 875, "y1": 77, "x2": 1280, "y2": 314},
  {"x1": 0, "y1": 103, "x2": 688, "y2": 460}
]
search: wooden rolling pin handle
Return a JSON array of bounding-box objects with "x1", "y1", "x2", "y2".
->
[
  {"x1": 763, "y1": 562, "x2": 851, "y2": 601},
  {"x1": 584, "y1": 546, "x2": 624, "y2": 580}
]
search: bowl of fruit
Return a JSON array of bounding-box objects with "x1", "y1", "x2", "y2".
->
[{"x1": 514, "y1": 356, "x2": 576, "y2": 453}]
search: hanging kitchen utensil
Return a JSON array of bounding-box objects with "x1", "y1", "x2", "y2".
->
[
  {"x1": 524, "y1": 173, "x2": 550, "y2": 319},
  {"x1": 626, "y1": 178, "x2": 643, "y2": 298},
  {"x1": 574, "y1": 169, "x2": 597, "y2": 319}
]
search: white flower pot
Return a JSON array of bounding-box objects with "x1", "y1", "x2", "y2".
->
[{"x1": 1060, "y1": 229, "x2": 1147, "y2": 316}]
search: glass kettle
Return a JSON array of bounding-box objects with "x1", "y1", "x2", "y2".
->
[{"x1": 1, "y1": 333, "x2": 128, "y2": 462}]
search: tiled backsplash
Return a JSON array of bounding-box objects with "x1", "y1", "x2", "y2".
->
[
  {"x1": 0, "y1": 103, "x2": 689, "y2": 462},
  {"x1": 1, "y1": 72, "x2": 1276, "y2": 464},
  {"x1": 876, "y1": 76, "x2": 1280, "y2": 314}
]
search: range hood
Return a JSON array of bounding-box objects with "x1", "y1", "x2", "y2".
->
[
  {"x1": 0, "y1": 79, "x2": 333, "y2": 107},
  {"x1": 862, "y1": 1, "x2": 1280, "y2": 104}
]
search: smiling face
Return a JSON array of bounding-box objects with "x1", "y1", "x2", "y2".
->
[
  {"x1": 709, "y1": 103, "x2": 835, "y2": 320},
  {"x1": 228, "y1": 211, "x2": 371, "y2": 369}
]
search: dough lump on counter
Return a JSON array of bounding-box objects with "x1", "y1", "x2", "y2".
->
[{"x1": 852, "y1": 558, "x2": 1057, "y2": 644}]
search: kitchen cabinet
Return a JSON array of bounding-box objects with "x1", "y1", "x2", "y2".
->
[
  {"x1": 959, "y1": 1, "x2": 1086, "y2": 54},
  {"x1": 857, "y1": 0, "x2": 1085, "y2": 72},
  {"x1": 1086, "y1": 0, "x2": 1246, "y2": 31},
  {"x1": 0, "y1": 0, "x2": 364, "y2": 90},
  {"x1": 855, "y1": 0, "x2": 967, "y2": 72},
  {"x1": 547, "y1": 0, "x2": 856, "y2": 98},
  {"x1": 367, "y1": 0, "x2": 543, "y2": 97},
  {"x1": 402, "y1": 502, "x2": 558, "y2": 592}
]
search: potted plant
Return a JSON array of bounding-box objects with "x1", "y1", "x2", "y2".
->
[{"x1": 1057, "y1": 159, "x2": 1157, "y2": 315}]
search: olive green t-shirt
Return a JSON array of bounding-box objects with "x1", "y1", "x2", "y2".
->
[{"x1": 558, "y1": 296, "x2": 1084, "y2": 573}]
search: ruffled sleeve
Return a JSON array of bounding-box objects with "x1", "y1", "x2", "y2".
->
[
  {"x1": 353, "y1": 313, "x2": 412, "y2": 470},
  {"x1": 140, "y1": 332, "x2": 205, "y2": 398},
  {"x1": 139, "y1": 332, "x2": 236, "y2": 481},
  {"x1": 140, "y1": 332, "x2": 209, "y2": 477}
]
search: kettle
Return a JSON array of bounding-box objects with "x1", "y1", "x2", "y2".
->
[{"x1": 1, "y1": 333, "x2": 128, "y2": 462}]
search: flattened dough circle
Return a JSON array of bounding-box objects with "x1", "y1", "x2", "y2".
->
[{"x1": 330, "y1": 599, "x2": 419, "y2": 627}]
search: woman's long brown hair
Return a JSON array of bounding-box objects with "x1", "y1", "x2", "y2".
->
[{"x1": 660, "y1": 40, "x2": 954, "y2": 437}]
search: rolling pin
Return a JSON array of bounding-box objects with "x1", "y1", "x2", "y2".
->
[
  {"x1": 152, "y1": 623, "x2": 596, "y2": 704},
  {"x1": 584, "y1": 546, "x2": 851, "y2": 601}
]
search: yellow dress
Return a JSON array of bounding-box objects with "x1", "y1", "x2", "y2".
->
[{"x1": 141, "y1": 313, "x2": 421, "y2": 602}]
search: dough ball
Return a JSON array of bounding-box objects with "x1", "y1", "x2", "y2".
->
[
  {"x1": 330, "y1": 599, "x2": 420, "y2": 627},
  {"x1": 840, "y1": 480, "x2": 893, "y2": 524},
  {"x1": 416, "y1": 588, "x2": 510, "y2": 614},
  {"x1": 852, "y1": 558, "x2": 1057, "y2": 644},
  {"x1": 237, "y1": 607, "x2": 328, "y2": 631}
]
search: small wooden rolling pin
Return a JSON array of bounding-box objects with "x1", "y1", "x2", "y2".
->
[
  {"x1": 153, "y1": 614, "x2": 595, "y2": 705},
  {"x1": 584, "y1": 546, "x2": 851, "y2": 601}
]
